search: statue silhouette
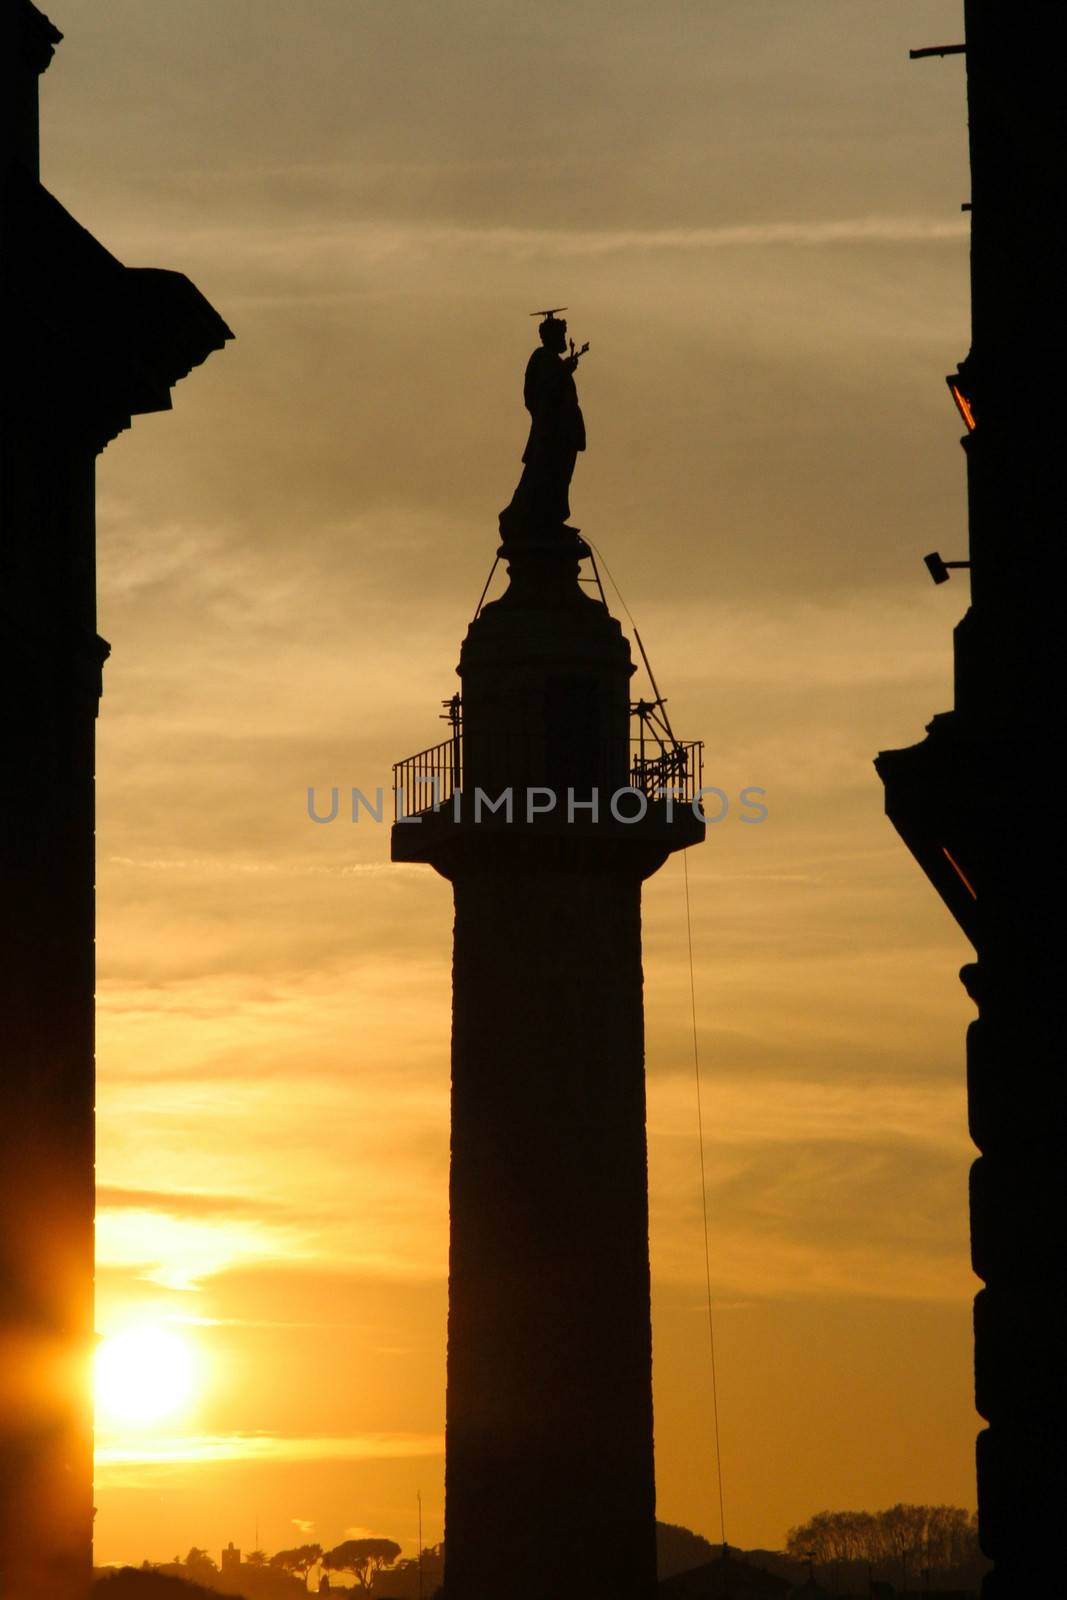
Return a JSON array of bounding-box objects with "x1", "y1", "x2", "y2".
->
[{"x1": 500, "y1": 312, "x2": 588, "y2": 541}]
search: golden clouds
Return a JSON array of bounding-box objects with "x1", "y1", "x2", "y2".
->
[{"x1": 43, "y1": 0, "x2": 978, "y2": 1563}]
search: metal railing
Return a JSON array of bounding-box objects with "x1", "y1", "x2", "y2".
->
[
  {"x1": 393, "y1": 735, "x2": 461, "y2": 821},
  {"x1": 394, "y1": 722, "x2": 702, "y2": 822},
  {"x1": 629, "y1": 738, "x2": 703, "y2": 805}
]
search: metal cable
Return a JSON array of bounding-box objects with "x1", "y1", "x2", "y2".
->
[{"x1": 682, "y1": 846, "x2": 728, "y2": 1548}]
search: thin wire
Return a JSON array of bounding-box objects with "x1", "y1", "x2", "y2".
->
[
  {"x1": 583, "y1": 537, "x2": 639, "y2": 631},
  {"x1": 472, "y1": 554, "x2": 501, "y2": 620},
  {"x1": 583, "y1": 539, "x2": 675, "y2": 740},
  {"x1": 585, "y1": 534, "x2": 726, "y2": 1523},
  {"x1": 683, "y1": 846, "x2": 728, "y2": 1548}
]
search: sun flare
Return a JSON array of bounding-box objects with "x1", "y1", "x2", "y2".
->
[{"x1": 94, "y1": 1325, "x2": 197, "y2": 1428}]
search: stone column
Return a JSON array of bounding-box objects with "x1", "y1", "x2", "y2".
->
[{"x1": 395, "y1": 534, "x2": 702, "y2": 1600}]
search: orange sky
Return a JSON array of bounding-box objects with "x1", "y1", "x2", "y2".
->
[{"x1": 43, "y1": 0, "x2": 977, "y2": 1571}]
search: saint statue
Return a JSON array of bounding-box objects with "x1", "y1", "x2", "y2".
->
[{"x1": 500, "y1": 310, "x2": 589, "y2": 540}]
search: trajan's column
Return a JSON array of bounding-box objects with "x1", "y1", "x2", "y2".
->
[{"x1": 393, "y1": 313, "x2": 704, "y2": 1600}]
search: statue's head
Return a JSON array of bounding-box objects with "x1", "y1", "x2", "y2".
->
[{"x1": 538, "y1": 315, "x2": 567, "y2": 352}]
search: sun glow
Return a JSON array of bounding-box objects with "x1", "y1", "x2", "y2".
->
[{"x1": 94, "y1": 1325, "x2": 198, "y2": 1428}]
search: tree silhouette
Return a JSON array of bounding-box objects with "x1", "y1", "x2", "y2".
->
[
  {"x1": 323, "y1": 1538, "x2": 402, "y2": 1591},
  {"x1": 182, "y1": 1550, "x2": 218, "y2": 1583},
  {"x1": 785, "y1": 1510, "x2": 876, "y2": 1566},
  {"x1": 369, "y1": 1545, "x2": 443, "y2": 1600},
  {"x1": 786, "y1": 1505, "x2": 978, "y2": 1582},
  {"x1": 269, "y1": 1545, "x2": 323, "y2": 1588}
]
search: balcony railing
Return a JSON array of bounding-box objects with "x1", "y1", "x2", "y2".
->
[
  {"x1": 393, "y1": 724, "x2": 702, "y2": 822},
  {"x1": 394, "y1": 734, "x2": 462, "y2": 821}
]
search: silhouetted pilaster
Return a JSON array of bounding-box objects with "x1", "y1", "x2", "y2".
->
[
  {"x1": 876, "y1": 6, "x2": 1064, "y2": 1593},
  {"x1": 0, "y1": 6, "x2": 231, "y2": 1593}
]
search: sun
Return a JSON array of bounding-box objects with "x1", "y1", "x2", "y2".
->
[{"x1": 94, "y1": 1324, "x2": 197, "y2": 1428}]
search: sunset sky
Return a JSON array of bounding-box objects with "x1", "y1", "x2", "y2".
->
[{"x1": 43, "y1": 0, "x2": 977, "y2": 1572}]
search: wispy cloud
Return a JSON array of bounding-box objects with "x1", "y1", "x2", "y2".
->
[
  {"x1": 95, "y1": 1431, "x2": 444, "y2": 1469},
  {"x1": 649, "y1": 1072, "x2": 970, "y2": 1153},
  {"x1": 97, "y1": 1186, "x2": 284, "y2": 1219},
  {"x1": 106, "y1": 855, "x2": 395, "y2": 879},
  {"x1": 95, "y1": 1208, "x2": 309, "y2": 1292},
  {"x1": 645, "y1": 1068, "x2": 973, "y2": 1303},
  {"x1": 97, "y1": 213, "x2": 968, "y2": 285},
  {"x1": 490, "y1": 215, "x2": 970, "y2": 255}
]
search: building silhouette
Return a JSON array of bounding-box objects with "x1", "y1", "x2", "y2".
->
[
  {"x1": 876, "y1": 4, "x2": 1063, "y2": 1594},
  {"x1": 0, "y1": 4, "x2": 231, "y2": 1594},
  {"x1": 393, "y1": 419, "x2": 704, "y2": 1597}
]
